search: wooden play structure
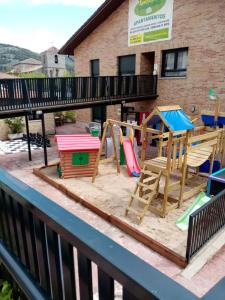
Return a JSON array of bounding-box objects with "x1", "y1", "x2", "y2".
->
[
  {"x1": 126, "y1": 106, "x2": 225, "y2": 221},
  {"x1": 92, "y1": 104, "x2": 225, "y2": 222},
  {"x1": 55, "y1": 134, "x2": 100, "y2": 178}
]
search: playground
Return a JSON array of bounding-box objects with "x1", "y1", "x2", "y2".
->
[
  {"x1": 35, "y1": 161, "x2": 207, "y2": 259},
  {"x1": 34, "y1": 93, "x2": 225, "y2": 266}
]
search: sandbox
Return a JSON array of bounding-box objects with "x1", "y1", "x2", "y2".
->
[{"x1": 33, "y1": 162, "x2": 209, "y2": 267}]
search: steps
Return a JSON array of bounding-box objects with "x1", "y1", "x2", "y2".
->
[{"x1": 125, "y1": 163, "x2": 162, "y2": 224}]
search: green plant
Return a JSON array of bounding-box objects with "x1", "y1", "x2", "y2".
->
[
  {"x1": 5, "y1": 117, "x2": 25, "y2": 134},
  {"x1": 63, "y1": 110, "x2": 76, "y2": 122},
  {"x1": 0, "y1": 280, "x2": 13, "y2": 300},
  {"x1": 54, "y1": 111, "x2": 64, "y2": 118}
]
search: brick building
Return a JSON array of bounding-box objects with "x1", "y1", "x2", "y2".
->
[{"x1": 60, "y1": 0, "x2": 225, "y2": 125}]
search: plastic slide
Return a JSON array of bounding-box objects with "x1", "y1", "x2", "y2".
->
[
  {"x1": 123, "y1": 138, "x2": 141, "y2": 177},
  {"x1": 176, "y1": 192, "x2": 211, "y2": 231}
]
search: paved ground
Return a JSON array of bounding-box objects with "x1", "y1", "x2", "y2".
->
[{"x1": 1, "y1": 121, "x2": 225, "y2": 297}]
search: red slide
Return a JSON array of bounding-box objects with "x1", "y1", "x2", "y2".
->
[{"x1": 123, "y1": 138, "x2": 141, "y2": 177}]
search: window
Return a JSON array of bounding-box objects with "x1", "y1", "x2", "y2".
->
[
  {"x1": 28, "y1": 111, "x2": 42, "y2": 120},
  {"x1": 90, "y1": 59, "x2": 99, "y2": 77},
  {"x1": 55, "y1": 54, "x2": 58, "y2": 64},
  {"x1": 56, "y1": 69, "x2": 59, "y2": 77},
  {"x1": 118, "y1": 55, "x2": 135, "y2": 76},
  {"x1": 161, "y1": 48, "x2": 188, "y2": 77}
]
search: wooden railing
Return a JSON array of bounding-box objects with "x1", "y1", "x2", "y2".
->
[
  {"x1": 0, "y1": 75, "x2": 157, "y2": 113},
  {"x1": 0, "y1": 169, "x2": 225, "y2": 299},
  {"x1": 186, "y1": 189, "x2": 225, "y2": 262}
]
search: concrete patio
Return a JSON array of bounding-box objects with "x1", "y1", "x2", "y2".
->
[{"x1": 1, "y1": 121, "x2": 225, "y2": 298}]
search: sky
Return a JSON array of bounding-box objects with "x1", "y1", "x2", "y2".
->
[{"x1": 0, "y1": 0, "x2": 104, "y2": 53}]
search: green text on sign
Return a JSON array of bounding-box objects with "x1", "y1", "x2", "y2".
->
[
  {"x1": 72, "y1": 152, "x2": 89, "y2": 166},
  {"x1": 144, "y1": 28, "x2": 169, "y2": 42}
]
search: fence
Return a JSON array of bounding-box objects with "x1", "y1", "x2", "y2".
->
[
  {"x1": 0, "y1": 75, "x2": 157, "y2": 113},
  {"x1": 186, "y1": 189, "x2": 225, "y2": 262}
]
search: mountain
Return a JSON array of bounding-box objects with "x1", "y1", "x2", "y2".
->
[
  {"x1": 0, "y1": 43, "x2": 41, "y2": 72},
  {"x1": 0, "y1": 43, "x2": 74, "y2": 74}
]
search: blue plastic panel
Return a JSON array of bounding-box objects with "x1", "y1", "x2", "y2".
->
[
  {"x1": 160, "y1": 109, "x2": 194, "y2": 132},
  {"x1": 201, "y1": 114, "x2": 215, "y2": 126}
]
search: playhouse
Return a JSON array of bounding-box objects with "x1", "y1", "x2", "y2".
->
[{"x1": 55, "y1": 134, "x2": 100, "y2": 178}]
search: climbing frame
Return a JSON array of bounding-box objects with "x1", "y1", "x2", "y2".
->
[{"x1": 125, "y1": 162, "x2": 162, "y2": 224}]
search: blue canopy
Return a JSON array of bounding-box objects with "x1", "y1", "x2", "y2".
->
[{"x1": 160, "y1": 109, "x2": 194, "y2": 132}]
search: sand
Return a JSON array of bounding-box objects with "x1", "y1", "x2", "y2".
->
[{"x1": 40, "y1": 163, "x2": 208, "y2": 257}]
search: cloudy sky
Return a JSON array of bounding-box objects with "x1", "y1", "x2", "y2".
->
[{"x1": 0, "y1": 0, "x2": 104, "y2": 53}]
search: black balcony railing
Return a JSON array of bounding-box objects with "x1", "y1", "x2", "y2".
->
[
  {"x1": 186, "y1": 189, "x2": 225, "y2": 262},
  {"x1": 0, "y1": 169, "x2": 224, "y2": 300},
  {"x1": 0, "y1": 75, "x2": 157, "y2": 114}
]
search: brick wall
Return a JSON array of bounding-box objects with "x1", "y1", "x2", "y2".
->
[{"x1": 74, "y1": 0, "x2": 225, "y2": 123}]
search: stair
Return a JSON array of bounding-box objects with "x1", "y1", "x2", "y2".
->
[{"x1": 125, "y1": 163, "x2": 162, "y2": 224}]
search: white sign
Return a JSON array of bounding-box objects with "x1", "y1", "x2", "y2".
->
[{"x1": 128, "y1": 0, "x2": 174, "y2": 46}]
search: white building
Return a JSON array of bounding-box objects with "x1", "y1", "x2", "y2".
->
[{"x1": 41, "y1": 47, "x2": 66, "y2": 77}]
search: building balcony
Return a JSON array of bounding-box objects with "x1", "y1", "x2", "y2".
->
[{"x1": 0, "y1": 75, "x2": 158, "y2": 116}]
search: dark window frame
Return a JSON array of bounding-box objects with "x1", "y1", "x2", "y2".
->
[
  {"x1": 55, "y1": 54, "x2": 58, "y2": 64},
  {"x1": 28, "y1": 111, "x2": 42, "y2": 121},
  {"x1": 161, "y1": 47, "x2": 188, "y2": 78},
  {"x1": 118, "y1": 54, "x2": 136, "y2": 76},
  {"x1": 90, "y1": 59, "x2": 100, "y2": 77}
]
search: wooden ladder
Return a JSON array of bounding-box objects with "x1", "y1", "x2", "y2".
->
[{"x1": 125, "y1": 163, "x2": 162, "y2": 224}]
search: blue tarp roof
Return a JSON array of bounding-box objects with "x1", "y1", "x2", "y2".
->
[{"x1": 160, "y1": 109, "x2": 194, "y2": 132}]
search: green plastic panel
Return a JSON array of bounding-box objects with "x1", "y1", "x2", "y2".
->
[{"x1": 72, "y1": 152, "x2": 89, "y2": 166}]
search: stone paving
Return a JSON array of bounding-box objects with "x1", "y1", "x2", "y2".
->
[{"x1": 1, "y1": 121, "x2": 225, "y2": 297}]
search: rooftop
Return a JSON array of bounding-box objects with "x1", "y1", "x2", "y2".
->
[
  {"x1": 55, "y1": 134, "x2": 101, "y2": 151},
  {"x1": 13, "y1": 58, "x2": 42, "y2": 66}
]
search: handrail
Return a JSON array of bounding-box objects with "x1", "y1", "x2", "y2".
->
[{"x1": 0, "y1": 75, "x2": 158, "y2": 114}]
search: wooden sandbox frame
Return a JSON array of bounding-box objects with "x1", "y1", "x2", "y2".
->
[{"x1": 33, "y1": 163, "x2": 188, "y2": 268}]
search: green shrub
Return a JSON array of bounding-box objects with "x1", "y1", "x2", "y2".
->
[
  {"x1": 0, "y1": 280, "x2": 13, "y2": 300},
  {"x1": 5, "y1": 117, "x2": 25, "y2": 134},
  {"x1": 63, "y1": 110, "x2": 76, "y2": 122}
]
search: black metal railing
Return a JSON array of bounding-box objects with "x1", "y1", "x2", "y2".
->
[
  {"x1": 0, "y1": 75, "x2": 157, "y2": 113},
  {"x1": 186, "y1": 190, "x2": 225, "y2": 262},
  {"x1": 1, "y1": 169, "x2": 224, "y2": 300}
]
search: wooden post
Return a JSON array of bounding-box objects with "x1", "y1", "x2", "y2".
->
[
  {"x1": 140, "y1": 125, "x2": 148, "y2": 167},
  {"x1": 92, "y1": 122, "x2": 108, "y2": 183},
  {"x1": 111, "y1": 124, "x2": 120, "y2": 174},
  {"x1": 158, "y1": 123, "x2": 165, "y2": 156},
  {"x1": 179, "y1": 130, "x2": 190, "y2": 207},
  {"x1": 209, "y1": 144, "x2": 217, "y2": 174},
  {"x1": 162, "y1": 132, "x2": 173, "y2": 217}
]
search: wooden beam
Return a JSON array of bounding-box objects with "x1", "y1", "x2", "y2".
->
[{"x1": 107, "y1": 119, "x2": 161, "y2": 134}]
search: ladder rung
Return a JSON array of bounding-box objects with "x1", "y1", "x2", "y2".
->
[
  {"x1": 126, "y1": 206, "x2": 141, "y2": 216},
  {"x1": 131, "y1": 194, "x2": 149, "y2": 205},
  {"x1": 137, "y1": 182, "x2": 155, "y2": 190},
  {"x1": 141, "y1": 169, "x2": 158, "y2": 177}
]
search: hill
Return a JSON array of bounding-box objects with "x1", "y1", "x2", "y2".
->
[
  {"x1": 0, "y1": 43, "x2": 74, "y2": 74},
  {"x1": 0, "y1": 43, "x2": 41, "y2": 72}
]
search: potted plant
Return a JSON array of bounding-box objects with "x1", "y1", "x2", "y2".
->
[
  {"x1": 63, "y1": 110, "x2": 76, "y2": 123},
  {"x1": 5, "y1": 117, "x2": 25, "y2": 140}
]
